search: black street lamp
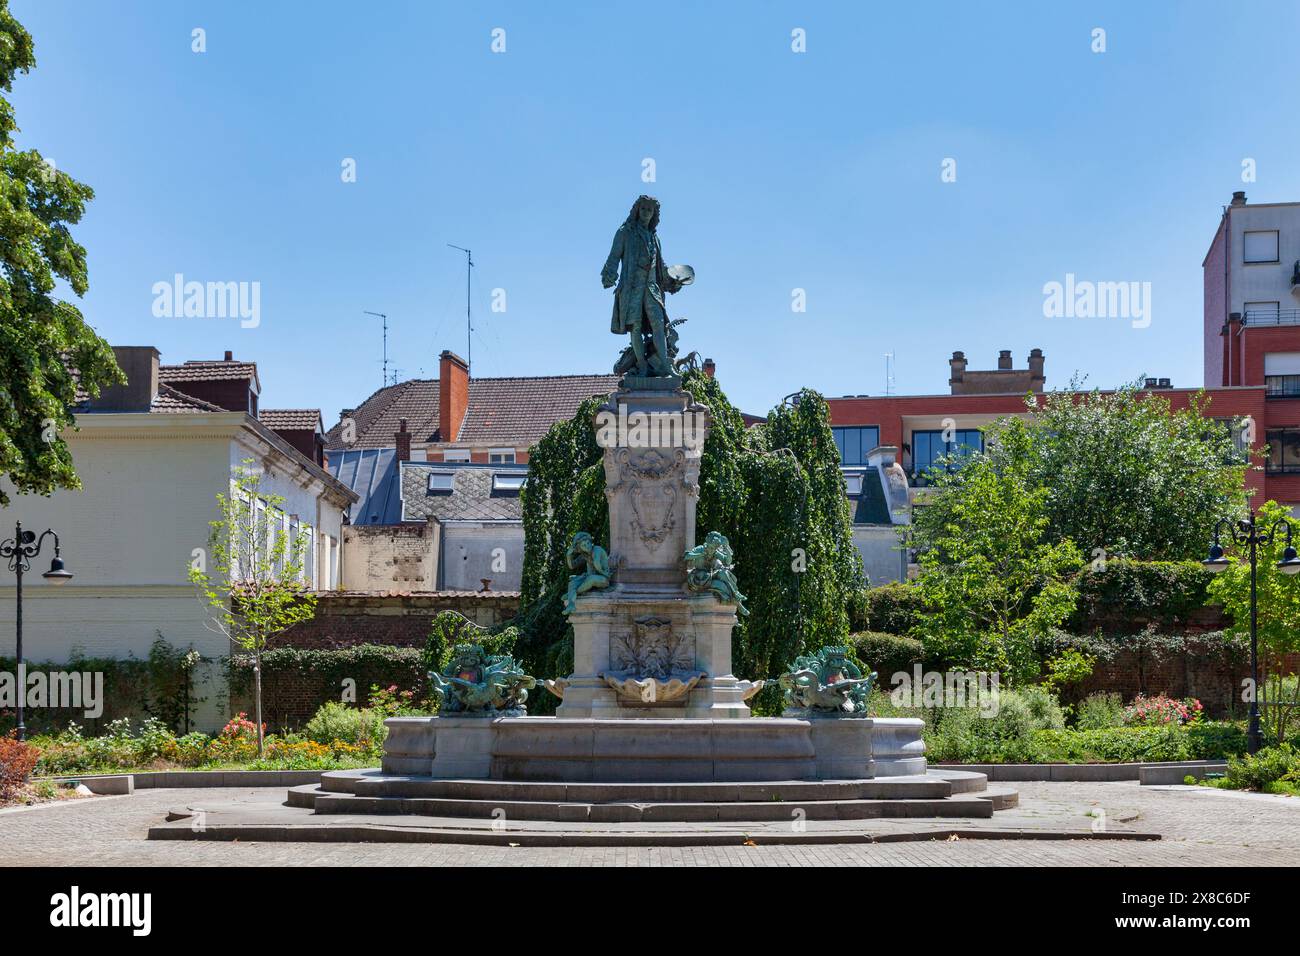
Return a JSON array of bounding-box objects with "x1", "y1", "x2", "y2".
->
[
  {"x1": 1203, "y1": 510, "x2": 1300, "y2": 755},
  {"x1": 1, "y1": 521, "x2": 73, "y2": 741}
]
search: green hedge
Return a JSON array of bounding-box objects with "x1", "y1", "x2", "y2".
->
[
  {"x1": 850, "y1": 581, "x2": 926, "y2": 636},
  {"x1": 933, "y1": 722, "x2": 1247, "y2": 764},
  {"x1": 850, "y1": 631, "x2": 926, "y2": 678}
]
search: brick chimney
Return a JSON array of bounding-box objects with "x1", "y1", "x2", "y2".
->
[
  {"x1": 438, "y1": 350, "x2": 470, "y2": 444},
  {"x1": 395, "y1": 418, "x2": 411, "y2": 461},
  {"x1": 703, "y1": 358, "x2": 716, "y2": 379},
  {"x1": 85, "y1": 346, "x2": 160, "y2": 412},
  {"x1": 1028, "y1": 348, "x2": 1045, "y2": 389},
  {"x1": 1231, "y1": 191, "x2": 1247, "y2": 207},
  {"x1": 948, "y1": 350, "x2": 967, "y2": 387},
  {"x1": 997, "y1": 349, "x2": 1013, "y2": 370},
  {"x1": 223, "y1": 350, "x2": 234, "y2": 361}
]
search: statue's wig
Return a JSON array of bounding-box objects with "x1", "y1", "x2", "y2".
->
[{"x1": 624, "y1": 195, "x2": 661, "y2": 233}]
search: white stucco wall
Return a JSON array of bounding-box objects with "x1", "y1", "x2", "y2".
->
[{"x1": 0, "y1": 413, "x2": 353, "y2": 732}]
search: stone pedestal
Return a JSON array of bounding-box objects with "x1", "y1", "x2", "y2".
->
[
  {"x1": 557, "y1": 591, "x2": 756, "y2": 718},
  {"x1": 555, "y1": 384, "x2": 761, "y2": 719}
]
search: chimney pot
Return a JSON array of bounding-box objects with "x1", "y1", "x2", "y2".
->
[
  {"x1": 703, "y1": 358, "x2": 716, "y2": 379},
  {"x1": 1231, "y1": 191, "x2": 1247, "y2": 206},
  {"x1": 948, "y1": 350, "x2": 968, "y2": 388},
  {"x1": 997, "y1": 350, "x2": 1013, "y2": 370}
]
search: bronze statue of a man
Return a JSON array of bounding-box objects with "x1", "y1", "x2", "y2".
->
[{"x1": 601, "y1": 195, "x2": 689, "y2": 378}]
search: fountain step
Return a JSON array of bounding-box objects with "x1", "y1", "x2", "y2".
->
[
  {"x1": 289, "y1": 769, "x2": 1016, "y2": 822},
  {"x1": 297, "y1": 788, "x2": 1015, "y2": 821},
  {"x1": 313, "y1": 770, "x2": 978, "y2": 803}
]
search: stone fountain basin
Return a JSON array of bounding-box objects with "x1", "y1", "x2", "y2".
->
[{"x1": 380, "y1": 715, "x2": 926, "y2": 783}]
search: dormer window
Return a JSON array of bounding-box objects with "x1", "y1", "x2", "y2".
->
[{"x1": 492, "y1": 474, "x2": 526, "y2": 495}]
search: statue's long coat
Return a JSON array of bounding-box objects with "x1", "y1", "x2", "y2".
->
[{"x1": 602, "y1": 221, "x2": 672, "y2": 335}]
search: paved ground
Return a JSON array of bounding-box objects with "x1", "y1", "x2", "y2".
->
[{"x1": 2, "y1": 780, "x2": 1298, "y2": 865}]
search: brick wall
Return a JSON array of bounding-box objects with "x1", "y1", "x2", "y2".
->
[
  {"x1": 233, "y1": 591, "x2": 521, "y2": 730},
  {"x1": 1065, "y1": 603, "x2": 1300, "y2": 717},
  {"x1": 279, "y1": 591, "x2": 519, "y2": 650}
]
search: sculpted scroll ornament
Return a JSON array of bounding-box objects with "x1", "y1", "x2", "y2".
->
[{"x1": 608, "y1": 448, "x2": 688, "y2": 554}]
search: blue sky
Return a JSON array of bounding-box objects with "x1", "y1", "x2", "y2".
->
[{"x1": 11, "y1": 0, "x2": 1300, "y2": 421}]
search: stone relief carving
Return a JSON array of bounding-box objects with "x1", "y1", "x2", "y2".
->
[
  {"x1": 602, "y1": 615, "x2": 705, "y2": 704},
  {"x1": 608, "y1": 448, "x2": 689, "y2": 553}
]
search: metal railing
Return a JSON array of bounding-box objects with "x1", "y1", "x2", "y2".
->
[{"x1": 1243, "y1": 308, "x2": 1300, "y2": 326}]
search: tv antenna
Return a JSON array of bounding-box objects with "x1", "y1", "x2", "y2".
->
[
  {"x1": 448, "y1": 244, "x2": 474, "y2": 373},
  {"x1": 363, "y1": 311, "x2": 389, "y2": 386}
]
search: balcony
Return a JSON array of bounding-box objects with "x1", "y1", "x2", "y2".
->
[{"x1": 1243, "y1": 308, "x2": 1300, "y2": 327}]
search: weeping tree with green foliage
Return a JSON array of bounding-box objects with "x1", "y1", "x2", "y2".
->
[
  {"x1": 517, "y1": 370, "x2": 862, "y2": 713},
  {"x1": 0, "y1": 2, "x2": 123, "y2": 506}
]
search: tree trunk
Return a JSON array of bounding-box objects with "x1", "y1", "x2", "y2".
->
[{"x1": 254, "y1": 648, "x2": 265, "y2": 757}]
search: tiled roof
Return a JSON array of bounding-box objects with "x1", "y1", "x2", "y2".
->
[
  {"x1": 324, "y1": 373, "x2": 619, "y2": 450},
  {"x1": 458, "y1": 374, "x2": 620, "y2": 445},
  {"x1": 325, "y1": 379, "x2": 440, "y2": 450},
  {"x1": 160, "y1": 360, "x2": 259, "y2": 384},
  {"x1": 149, "y1": 384, "x2": 227, "y2": 414},
  {"x1": 260, "y1": 408, "x2": 322, "y2": 431},
  {"x1": 400, "y1": 462, "x2": 528, "y2": 522}
]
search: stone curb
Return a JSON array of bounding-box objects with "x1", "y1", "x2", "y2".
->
[
  {"x1": 1137, "y1": 762, "x2": 1228, "y2": 785},
  {"x1": 932, "y1": 761, "x2": 1227, "y2": 784},
  {"x1": 36, "y1": 770, "x2": 325, "y2": 790},
  {"x1": 147, "y1": 821, "x2": 1162, "y2": 847}
]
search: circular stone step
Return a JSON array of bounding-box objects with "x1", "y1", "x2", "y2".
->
[{"x1": 288, "y1": 768, "x2": 1014, "y2": 823}]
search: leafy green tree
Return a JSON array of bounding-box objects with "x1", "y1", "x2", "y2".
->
[
  {"x1": 912, "y1": 454, "x2": 1082, "y2": 684},
  {"x1": 0, "y1": 2, "x2": 122, "y2": 505},
  {"x1": 1206, "y1": 499, "x2": 1300, "y2": 743},
  {"x1": 189, "y1": 462, "x2": 316, "y2": 754},
  {"x1": 915, "y1": 384, "x2": 1247, "y2": 563}
]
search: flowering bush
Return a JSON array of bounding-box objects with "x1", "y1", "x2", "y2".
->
[
  {"x1": 1123, "y1": 694, "x2": 1203, "y2": 727},
  {"x1": 0, "y1": 733, "x2": 40, "y2": 801},
  {"x1": 161, "y1": 732, "x2": 212, "y2": 767},
  {"x1": 207, "y1": 712, "x2": 263, "y2": 763},
  {"x1": 28, "y1": 712, "x2": 378, "y2": 775}
]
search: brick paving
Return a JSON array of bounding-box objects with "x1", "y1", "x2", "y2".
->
[{"x1": 1, "y1": 780, "x2": 1298, "y2": 866}]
